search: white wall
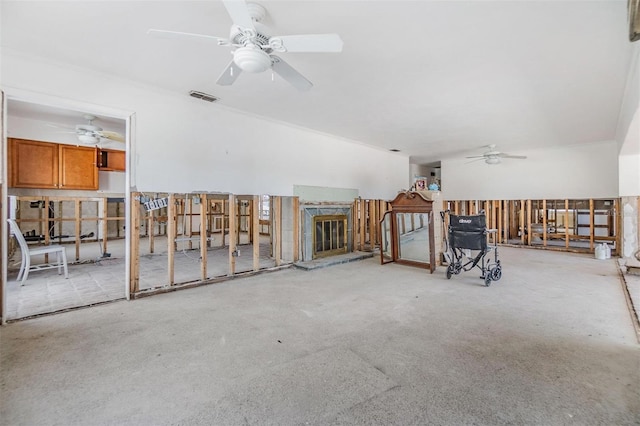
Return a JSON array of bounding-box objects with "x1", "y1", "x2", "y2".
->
[
  {"x1": 440, "y1": 141, "x2": 618, "y2": 200},
  {"x1": 1, "y1": 52, "x2": 408, "y2": 199},
  {"x1": 617, "y1": 43, "x2": 640, "y2": 153},
  {"x1": 617, "y1": 45, "x2": 640, "y2": 196}
]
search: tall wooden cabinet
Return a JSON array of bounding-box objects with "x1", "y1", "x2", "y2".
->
[{"x1": 9, "y1": 138, "x2": 99, "y2": 190}]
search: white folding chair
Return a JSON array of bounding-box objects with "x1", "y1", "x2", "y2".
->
[{"x1": 7, "y1": 219, "x2": 69, "y2": 285}]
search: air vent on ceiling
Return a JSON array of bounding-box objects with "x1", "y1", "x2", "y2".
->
[{"x1": 189, "y1": 90, "x2": 219, "y2": 103}]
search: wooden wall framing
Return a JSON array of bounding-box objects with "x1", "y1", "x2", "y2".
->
[
  {"x1": 128, "y1": 192, "x2": 297, "y2": 297},
  {"x1": 443, "y1": 198, "x2": 621, "y2": 255},
  {"x1": 10, "y1": 195, "x2": 126, "y2": 262},
  {"x1": 353, "y1": 199, "x2": 391, "y2": 251}
]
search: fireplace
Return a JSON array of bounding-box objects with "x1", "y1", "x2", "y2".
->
[
  {"x1": 301, "y1": 205, "x2": 352, "y2": 261},
  {"x1": 313, "y1": 215, "x2": 348, "y2": 258}
]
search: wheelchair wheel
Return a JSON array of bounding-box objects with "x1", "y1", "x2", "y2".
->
[
  {"x1": 490, "y1": 266, "x2": 502, "y2": 282},
  {"x1": 484, "y1": 275, "x2": 492, "y2": 287}
]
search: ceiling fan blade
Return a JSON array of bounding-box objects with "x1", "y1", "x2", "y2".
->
[
  {"x1": 97, "y1": 131, "x2": 125, "y2": 143},
  {"x1": 46, "y1": 122, "x2": 69, "y2": 129},
  {"x1": 216, "y1": 60, "x2": 243, "y2": 86},
  {"x1": 271, "y1": 56, "x2": 313, "y2": 91},
  {"x1": 147, "y1": 29, "x2": 228, "y2": 44},
  {"x1": 465, "y1": 158, "x2": 486, "y2": 164},
  {"x1": 271, "y1": 34, "x2": 343, "y2": 53},
  {"x1": 500, "y1": 154, "x2": 527, "y2": 159},
  {"x1": 465, "y1": 155, "x2": 485, "y2": 159},
  {"x1": 222, "y1": 0, "x2": 256, "y2": 32}
]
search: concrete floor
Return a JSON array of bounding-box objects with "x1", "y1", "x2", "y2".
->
[{"x1": 1, "y1": 247, "x2": 639, "y2": 425}]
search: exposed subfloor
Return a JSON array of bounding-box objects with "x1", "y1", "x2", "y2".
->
[{"x1": 1, "y1": 247, "x2": 639, "y2": 425}]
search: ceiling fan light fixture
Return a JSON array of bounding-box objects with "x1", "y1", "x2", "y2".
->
[
  {"x1": 233, "y1": 47, "x2": 271, "y2": 73},
  {"x1": 78, "y1": 134, "x2": 100, "y2": 144},
  {"x1": 485, "y1": 156, "x2": 501, "y2": 165}
]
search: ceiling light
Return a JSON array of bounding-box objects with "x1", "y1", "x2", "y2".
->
[
  {"x1": 78, "y1": 134, "x2": 99, "y2": 144},
  {"x1": 233, "y1": 47, "x2": 271, "y2": 73},
  {"x1": 485, "y1": 157, "x2": 501, "y2": 165}
]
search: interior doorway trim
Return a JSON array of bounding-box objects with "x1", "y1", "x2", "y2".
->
[{"x1": 0, "y1": 86, "x2": 135, "y2": 324}]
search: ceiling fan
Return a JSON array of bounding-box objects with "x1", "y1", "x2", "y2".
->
[
  {"x1": 49, "y1": 114, "x2": 124, "y2": 145},
  {"x1": 466, "y1": 144, "x2": 527, "y2": 165},
  {"x1": 147, "y1": 0, "x2": 343, "y2": 91}
]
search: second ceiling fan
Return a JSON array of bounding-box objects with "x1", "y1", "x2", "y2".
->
[
  {"x1": 148, "y1": 0, "x2": 343, "y2": 91},
  {"x1": 466, "y1": 144, "x2": 527, "y2": 165}
]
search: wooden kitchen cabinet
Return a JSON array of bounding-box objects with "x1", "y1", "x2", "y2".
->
[
  {"x1": 9, "y1": 139, "x2": 59, "y2": 188},
  {"x1": 9, "y1": 138, "x2": 99, "y2": 190},
  {"x1": 59, "y1": 144, "x2": 99, "y2": 189},
  {"x1": 97, "y1": 149, "x2": 125, "y2": 172}
]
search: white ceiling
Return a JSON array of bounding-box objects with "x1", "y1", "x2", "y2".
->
[{"x1": 1, "y1": 1, "x2": 633, "y2": 164}]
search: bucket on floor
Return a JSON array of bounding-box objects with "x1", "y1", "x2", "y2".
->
[
  {"x1": 604, "y1": 244, "x2": 611, "y2": 259},
  {"x1": 595, "y1": 244, "x2": 606, "y2": 260}
]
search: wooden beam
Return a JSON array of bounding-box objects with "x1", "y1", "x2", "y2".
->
[
  {"x1": 542, "y1": 199, "x2": 547, "y2": 247},
  {"x1": 526, "y1": 199, "x2": 532, "y2": 246},
  {"x1": 292, "y1": 196, "x2": 300, "y2": 262},
  {"x1": 248, "y1": 199, "x2": 253, "y2": 244},
  {"x1": 564, "y1": 199, "x2": 570, "y2": 249},
  {"x1": 167, "y1": 194, "x2": 176, "y2": 285},
  {"x1": 351, "y1": 201, "x2": 357, "y2": 251},
  {"x1": 220, "y1": 198, "x2": 226, "y2": 248},
  {"x1": 101, "y1": 197, "x2": 108, "y2": 256},
  {"x1": 484, "y1": 200, "x2": 491, "y2": 243},
  {"x1": 589, "y1": 199, "x2": 595, "y2": 251},
  {"x1": 200, "y1": 194, "x2": 208, "y2": 281},
  {"x1": 253, "y1": 196, "x2": 261, "y2": 271},
  {"x1": 274, "y1": 196, "x2": 282, "y2": 266},
  {"x1": 236, "y1": 199, "x2": 241, "y2": 246},
  {"x1": 616, "y1": 198, "x2": 623, "y2": 256},
  {"x1": 130, "y1": 192, "x2": 140, "y2": 294},
  {"x1": 75, "y1": 199, "x2": 81, "y2": 261},
  {"x1": 368, "y1": 199, "x2": 375, "y2": 249},
  {"x1": 359, "y1": 199, "x2": 366, "y2": 251},
  {"x1": 375, "y1": 200, "x2": 381, "y2": 238},
  {"x1": 148, "y1": 208, "x2": 155, "y2": 253},
  {"x1": 43, "y1": 197, "x2": 50, "y2": 264},
  {"x1": 301, "y1": 205, "x2": 307, "y2": 261},
  {"x1": 519, "y1": 200, "x2": 525, "y2": 245},
  {"x1": 228, "y1": 194, "x2": 237, "y2": 275},
  {"x1": 497, "y1": 200, "x2": 502, "y2": 244},
  {"x1": 503, "y1": 200, "x2": 508, "y2": 243}
]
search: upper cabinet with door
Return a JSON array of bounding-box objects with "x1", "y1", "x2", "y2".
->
[
  {"x1": 9, "y1": 138, "x2": 99, "y2": 190},
  {"x1": 97, "y1": 148, "x2": 125, "y2": 172}
]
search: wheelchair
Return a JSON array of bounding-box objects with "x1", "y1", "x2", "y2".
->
[{"x1": 441, "y1": 211, "x2": 502, "y2": 287}]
